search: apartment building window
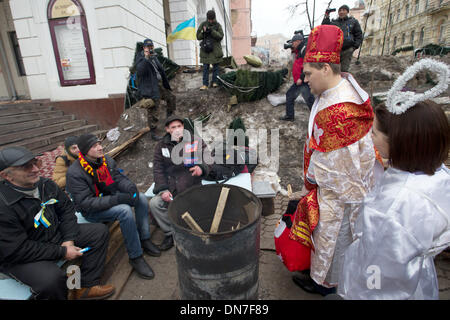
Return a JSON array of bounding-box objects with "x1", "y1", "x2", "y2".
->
[
  {"x1": 393, "y1": 36, "x2": 397, "y2": 49},
  {"x1": 415, "y1": 0, "x2": 419, "y2": 15},
  {"x1": 419, "y1": 27, "x2": 425, "y2": 45},
  {"x1": 438, "y1": 21, "x2": 445, "y2": 43},
  {"x1": 386, "y1": 39, "x2": 390, "y2": 54},
  {"x1": 425, "y1": 0, "x2": 429, "y2": 10},
  {"x1": 389, "y1": 13, "x2": 393, "y2": 25},
  {"x1": 397, "y1": 8, "x2": 400, "y2": 21},
  {"x1": 411, "y1": 30, "x2": 415, "y2": 45},
  {"x1": 8, "y1": 31, "x2": 26, "y2": 76},
  {"x1": 402, "y1": 33, "x2": 406, "y2": 45},
  {"x1": 405, "y1": 4, "x2": 410, "y2": 19}
]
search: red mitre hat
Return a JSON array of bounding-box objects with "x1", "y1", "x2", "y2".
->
[{"x1": 305, "y1": 25, "x2": 343, "y2": 64}]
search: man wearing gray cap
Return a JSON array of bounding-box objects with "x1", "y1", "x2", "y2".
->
[
  {"x1": 150, "y1": 115, "x2": 210, "y2": 250},
  {"x1": 280, "y1": 33, "x2": 315, "y2": 121},
  {"x1": 0, "y1": 146, "x2": 115, "y2": 300}
]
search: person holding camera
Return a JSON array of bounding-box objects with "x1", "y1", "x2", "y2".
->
[
  {"x1": 66, "y1": 134, "x2": 161, "y2": 280},
  {"x1": 196, "y1": 10, "x2": 224, "y2": 90},
  {"x1": 134, "y1": 38, "x2": 176, "y2": 141},
  {"x1": 322, "y1": 5, "x2": 362, "y2": 72},
  {"x1": 280, "y1": 33, "x2": 315, "y2": 121}
]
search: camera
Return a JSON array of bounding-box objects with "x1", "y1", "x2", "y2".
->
[
  {"x1": 325, "y1": 8, "x2": 336, "y2": 14},
  {"x1": 284, "y1": 41, "x2": 293, "y2": 50}
]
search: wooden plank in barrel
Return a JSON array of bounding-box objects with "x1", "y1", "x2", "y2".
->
[
  {"x1": 209, "y1": 187, "x2": 230, "y2": 233},
  {"x1": 182, "y1": 211, "x2": 204, "y2": 233}
]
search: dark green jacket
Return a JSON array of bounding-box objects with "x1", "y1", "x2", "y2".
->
[{"x1": 196, "y1": 20, "x2": 224, "y2": 65}]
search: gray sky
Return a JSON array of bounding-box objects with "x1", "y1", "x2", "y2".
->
[{"x1": 251, "y1": 0, "x2": 360, "y2": 38}]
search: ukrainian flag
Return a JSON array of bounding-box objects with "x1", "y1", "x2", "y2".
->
[{"x1": 167, "y1": 16, "x2": 196, "y2": 43}]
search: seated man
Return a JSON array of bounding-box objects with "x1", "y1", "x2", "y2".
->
[
  {"x1": 150, "y1": 115, "x2": 210, "y2": 250},
  {"x1": 52, "y1": 136, "x2": 79, "y2": 190},
  {"x1": 0, "y1": 146, "x2": 115, "y2": 300},
  {"x1": 66, "y1": 134, "x2": 161, "y2": 280}
]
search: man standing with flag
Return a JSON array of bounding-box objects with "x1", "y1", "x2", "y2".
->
[{"x1": 196, "y1": 10, "x2": 224, "y2": 90}]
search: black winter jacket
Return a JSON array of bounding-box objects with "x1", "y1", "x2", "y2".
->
[
  {"x1": 66, "y1": 156, "x2": 138, "y2": 215},
  {"x1": 0, "y1": 178, "x2": 78, "y2": 267},
  {"x1": 135, "y1": 51, "x2": 171, "y2": 100},
  {"x1": 153, "y1": 134, "x2": 210, "y2": 196},
  {"x1": 322, "y1": 16, "x2": 363, "y2": 50}
]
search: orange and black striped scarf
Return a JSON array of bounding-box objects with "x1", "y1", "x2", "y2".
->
[{"x1": 78, "y1": 153, "x2": 116, "y2": 197}]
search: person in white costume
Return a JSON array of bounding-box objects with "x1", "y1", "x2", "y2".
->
[{"x1": 338, "y1": 58, "x2": 450, "y2": 300}]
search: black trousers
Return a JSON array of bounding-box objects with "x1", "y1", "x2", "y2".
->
[
  {"x1": 3, "y1": 223, "x2": 109, "y2": 300},
  {"x1": 285, "y1": 82, "x2": 315, "y2": 118}
]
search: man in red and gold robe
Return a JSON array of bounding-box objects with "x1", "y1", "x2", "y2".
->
[{"x1": 290, "y1": 25, "x2": 379, "y2": 295}]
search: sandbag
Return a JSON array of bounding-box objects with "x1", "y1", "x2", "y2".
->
[{"x1": 243, "y1": 55, "x2": 263, "y2": 67}]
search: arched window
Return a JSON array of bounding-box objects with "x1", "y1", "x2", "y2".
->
[
  {"x1": 47, "y1": 0, "x2": 95, "y2": 86},
  {"x1": 437, "y1": 19, "x2": 446, "y2": 43},
  {"x1": 419, "y1": 27, "x2": 425, "y2": 46}
]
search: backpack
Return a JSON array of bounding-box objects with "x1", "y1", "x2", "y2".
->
[{"x1": 205, "y1": 145, "x2": 258, "y2": 182}]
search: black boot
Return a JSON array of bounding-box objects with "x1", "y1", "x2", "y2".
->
[
  {"x1": 129, "y1": 256, "x2": 155, "y2": 280},
  {"x1": 141, "y1": 239, "x2": 161, "y2": 257},
  {"x1": 279, "y1": 115, "x2": 294, "y2": 121},
  {"x1": 158, "y1": 235, "x2": 174, "y2": 251},
  {"x1": 292, "y1": 274, "x2": 336, "y2": 296}
]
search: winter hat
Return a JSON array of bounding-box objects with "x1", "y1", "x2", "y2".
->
[
  {"x1": 339, "y1": 5, "x2": 350, "y2": 12},
  {"x1": 207, "y1": 10, "x2": 216, "y2": 20},
  {"x1": 0, "y1": 146, "x2": 38, "y2": 171},
  {"x1": 165, "y1": 115, "x2": 185, "y2": 127},
  {"x1": 291, "y1": 34, "x2": 304, "y2": 42},
  {"x1": 143, "y1": 38, "x2": 154, "y2": 47},
  {"x1": 64, "y1": 136, "x2": 78, "y2": 150},
  {"x1": 77, "y1": 134, "x2": 100, "y2": 156}
]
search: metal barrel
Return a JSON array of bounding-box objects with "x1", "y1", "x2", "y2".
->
[{"x1": 168, "y1": 184, "x2": 262, "y2": 300}]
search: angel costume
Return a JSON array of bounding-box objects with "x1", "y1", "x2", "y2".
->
[
  {"x1": 288, "y1": 25, "x2": 380, "y2": 288},
  {"x1": 338, "y1": 58, "x2": 450, "y2": 300}
]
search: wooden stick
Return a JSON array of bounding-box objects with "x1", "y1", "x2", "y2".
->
[
  {"x1": 106, "y1": 127, "x2": 150, "y2": 159},
  {"x1": 181, "y1": 211, "x2": 204, "y2": 233},
  {"x1": 209, "y1": 187, "x2": 230, "y2": 233}
]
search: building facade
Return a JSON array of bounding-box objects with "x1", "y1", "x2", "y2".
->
[
  {"x1": 0, "y1": 0, "x2": 233, "y2": 104},
  {"x1": 361, "y1": 0, "x2": 449, "y2": 56},
  {"x1": 230, "y1": 0, "x2": 251, "y2": 65}
]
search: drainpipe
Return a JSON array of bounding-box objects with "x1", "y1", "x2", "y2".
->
[
  {"x1": 0, "y1": 36, "x2": 17, "y2": 101},
  {"x1": 222, "y1": 0, "x2": 228, "y2": 57}
]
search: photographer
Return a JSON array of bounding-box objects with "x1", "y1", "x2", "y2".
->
[
  {"x1": 280, "y1": 33, "x2": 315, "y2": 121},
  {"x1": 196, "y1": 10, "x2": 224, "y2": 90},
  {"x1": 135, "y1": 38, "x2": 176, "y2": 141},
  {"x1": 322, "y1": 5, "x2": 362, "y2": 72}
]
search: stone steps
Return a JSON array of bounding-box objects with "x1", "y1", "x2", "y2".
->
[{"x1": 0, "y1": 101, "x2": 104, "y2": 153}]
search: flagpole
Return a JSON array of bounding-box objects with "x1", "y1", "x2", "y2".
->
[{"x1": 195, "y1": 42, "x2": 199, "y2": 70}]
